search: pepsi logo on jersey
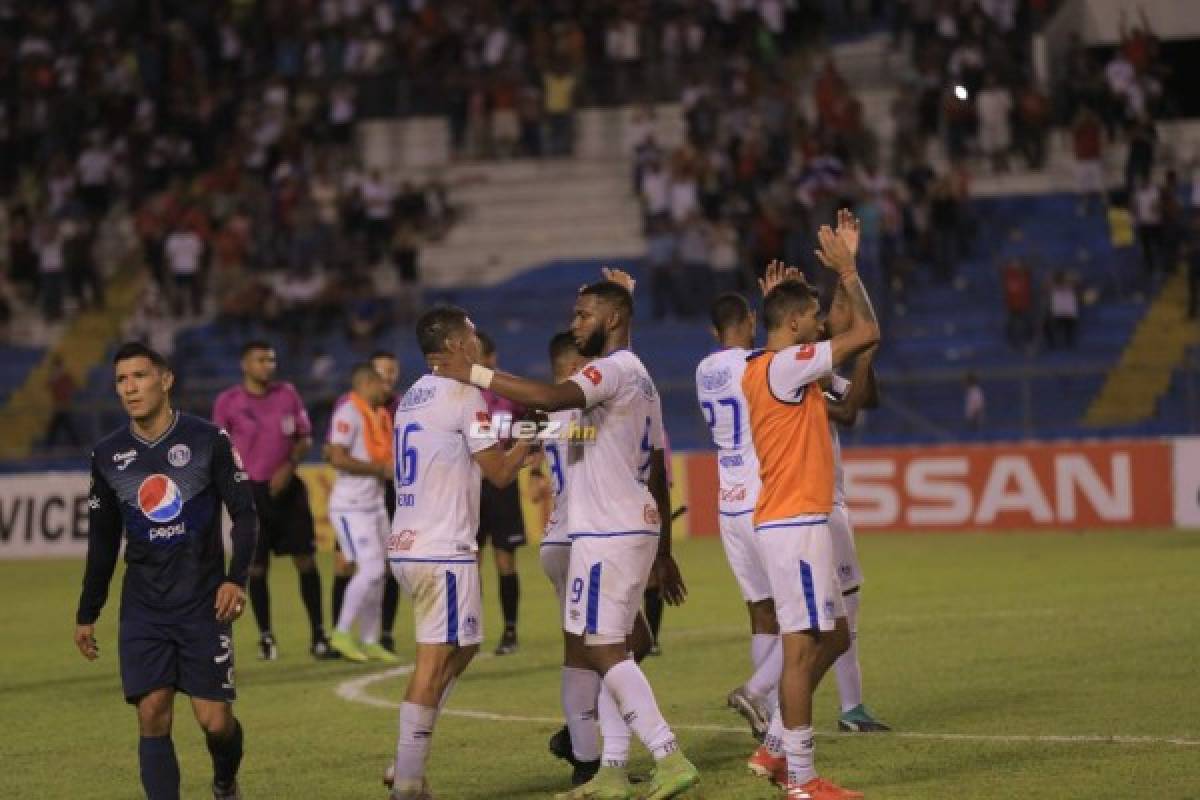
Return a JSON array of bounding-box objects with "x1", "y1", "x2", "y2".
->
[{"x1": 138, "y1": 474, "x2": 183, "y2": 523}]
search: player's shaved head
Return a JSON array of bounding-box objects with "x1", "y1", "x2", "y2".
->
[
  {"x1": 763, "y1": 281, "x2": 819, "y2": 332},
  {"x1": 416, "y1": 305, "x2": 472, "y2": 355},
  {"x1": 350, "y1": 362, "x2": 379, "y2": 386},
  {"x1": 240, "y1": 339, "x2": 273, "y2": 359},
  {"x1": 573, "y1": 281, "x2": 633, "y2": 358},
  {"x1": 710, "y1": 293, "x2": 752, "y2": 334},
  {"x1": 548, "y1": 331, "x2": 579, "y2": 363}
]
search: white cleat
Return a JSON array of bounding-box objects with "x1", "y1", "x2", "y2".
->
[
  {"x1": 384, "y1": 765, "x2": 434, "y2": 800},
  {"x1": 727, "y1": 686, "x2": 772, "y2": 740}
]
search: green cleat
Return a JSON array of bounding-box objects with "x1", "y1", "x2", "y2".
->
[
  {"x1": 363, "y1": 642, "x2": 399, "y2": 662},
  {"x1": 329, "y1": 630, "x2": 368, "y2": 663},
  {"x1": 554, "y1": 765, "x2": 635, "y2": 800},
  {"x1": 637, "y1": 752, "x2": 699, "y2": 800},
  {"x1": 838, "y1": 703, "x2": 892, "y2": 732}
]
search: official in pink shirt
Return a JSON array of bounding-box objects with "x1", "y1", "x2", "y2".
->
[{"x1": 212, "y1": 341, "x2": 335, "y2": 661}]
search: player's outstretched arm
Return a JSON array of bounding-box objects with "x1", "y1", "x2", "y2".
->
[
  {"x1": 75, "y1": 461, "x2": 123, "y2": 654},
  {"x1": 212, "y1": 431, "x2": 257, "y2": 621},
  {"x1": 430, "y1": 349, "x2": 589, "y2": 411},
  {"x1": 474, "y1": 438, "x2": 534, "y2": 489},
  {"x1": 327, "y1": 444, "x2": 391, "y2": 481},
  {"x1": 815, "y1": 222, "x2": 879, "y2": 367}
]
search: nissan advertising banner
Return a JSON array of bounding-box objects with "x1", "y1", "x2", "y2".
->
[{"x1": 3, "y1": 438, "x2": 1196, "y2": 558}]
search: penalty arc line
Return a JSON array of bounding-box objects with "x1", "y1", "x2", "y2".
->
[{"x1": 334, "y1": 665, "x2": 1200, "y2": 749}]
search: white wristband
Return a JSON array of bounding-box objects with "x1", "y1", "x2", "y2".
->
[{"x1": 469, "y1": 364, "x2": 495, "y2": 390}]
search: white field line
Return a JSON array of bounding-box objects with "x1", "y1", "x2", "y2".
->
[{"x1": 334, "y1": 665, "x2": 1200, "y2": 748}]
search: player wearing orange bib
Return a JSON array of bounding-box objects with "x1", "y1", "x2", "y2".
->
[{"x1": 742, "y1": 215, "x2": 879, "y2": 800}]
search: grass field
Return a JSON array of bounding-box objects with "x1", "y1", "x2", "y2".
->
[{"x1": 2, "y1": 531, "x2": 1198, "y2": 799}]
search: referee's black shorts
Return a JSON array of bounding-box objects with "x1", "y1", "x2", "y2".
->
[
  {"x1": 250, "y1": 476, "x2": 317, "y2": 561},
  {"x1": 476, "y1": 480, "x2": 527, "y2": 552}
]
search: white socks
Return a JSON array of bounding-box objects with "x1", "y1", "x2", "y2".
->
[
  {"x1": 768, "y1": 714, "x2": 787, "y2": 758},
  {"x1": 833, "y1": 592, "x2": 863, "y2": 713},
  {"x1": 783, "y1": 724, "x2": 816, "y2": 785},
  {"x1": 745, "y1": 633, "x2": 782, "y2": 699},
  {"x1": 597, "y1": 683, "x2": 631, "y2": 767},
  {"x1": 602, "y1": 660, "x2": 678, "y2": 761},
  {"x1": 561, "y1": 667, "x2": 602, "y2": 762},
  {"x1": 393, "y1": 702, "x2": 437, "y2": 782},
  {"x1": 336, "y1": 568, "x2": 384, "y2": 644}
]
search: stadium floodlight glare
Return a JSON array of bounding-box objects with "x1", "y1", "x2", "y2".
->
[{"x1": 954, "y1": 85, "x2": 969, "y2": 100}]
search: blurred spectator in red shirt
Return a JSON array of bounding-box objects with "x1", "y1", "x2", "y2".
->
[
  {"x1": 44, "y1": 354, "x2": 82, "y2": 448},
  {"x1": 1002, "y1": 258, "x2": 1034, "y2": 348}
]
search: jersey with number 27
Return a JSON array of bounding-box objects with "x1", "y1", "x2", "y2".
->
[
  {"x1": 390, "y1": 374, "x2": 497, "y2": 558},
  {"x1": 567, "y1": 350, "x2": 665, "y2": 536},
  {"x1": 695, "y1": 347, "x2": 760, "y2": 515}
]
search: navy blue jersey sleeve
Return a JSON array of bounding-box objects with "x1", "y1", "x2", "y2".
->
[
  {"x1": 213, "y1": 430, "x2": 257, "y2": 586},
  {"x1": 76, "y1": 457, "x2": 124, "y2": 624}
]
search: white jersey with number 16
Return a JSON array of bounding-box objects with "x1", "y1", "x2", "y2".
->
[{"x1": 390, "y1": 374, "x2": 497, "y2": 560}]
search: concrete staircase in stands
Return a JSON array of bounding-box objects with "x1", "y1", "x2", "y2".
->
[{"x1": 1085, "y1": 269, "x2": 1200, "y2": 427}]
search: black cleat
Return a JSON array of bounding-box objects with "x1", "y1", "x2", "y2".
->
[
  {"x1": 257, "y1": 633, "x2": 278, "y2": 661},
  {"x1": 493, "y1": 628, "x2": 518, "y2": 656},
  {"x1": 380, "y1": 632, "x2": 396, "y2": 654},
  {"x1": 549, "y1": 725, "x2": 577, "y2": 766},
  {"x1": 310, "y1": 634, "x2": 340, "y2": 660},
  {"x1": 571, "y1": 759, "x2": 602, "y2": 786},
  {"x1": 213, "y1": 780, "x2": 242, "y2": 799}
]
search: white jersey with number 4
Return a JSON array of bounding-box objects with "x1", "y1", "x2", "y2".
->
[
  {"x1": 390, "y1": 374, "x2": 497, "y2": 559},
  {"x1": 695, "y1": 347, "x2": 760, "y2": 514},
  {"x1": 327, "y1": 398, "x2": 385, "y2": 512},
  {"x1": 567, "y1": 350, "x2": 665, "y2": 536},
  {"x1": 541, "y1": 408, "x2": 579, "y2": 545},
  {"x1": 824, "y1": 373, "x2": 851, "y2": 508}
]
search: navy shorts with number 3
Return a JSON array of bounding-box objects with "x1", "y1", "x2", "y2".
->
[{"x1": 118, "y1": 615, "x2": 236, "y2": 705}]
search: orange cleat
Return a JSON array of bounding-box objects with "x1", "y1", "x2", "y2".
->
[
  {"x1": 746, "y1": 746, "x2": 787, "y2": 785},
  {"x1": 783, "y1": 777, "x2": 864, "y2": 799}
]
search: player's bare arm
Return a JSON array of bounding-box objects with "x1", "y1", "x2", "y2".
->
[
  {"x1": 430, "y1": 347, "x2": 588, "y2": 411},
  {"x1": 826, "y1": 345, "x2": 879, "y2": 427},
  {"x1": 815, "y1": 223, "x2": 880, "y2": 366},
  {"x1": 758, "y1": 259, "x2": 806, "y2": 296},
  {"x1": 648, "y1": 449, "x2": 687, "y2": 606},
  {"x1": 326, "y1": 443, "x2": 391, "y2": 481},
  {"x1": 473, "y1": 438, "x2": 534, "y2": 488}
]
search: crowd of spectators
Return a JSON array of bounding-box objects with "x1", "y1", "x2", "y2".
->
[{"x1": 1, "y1": 0, "x2": 462, "y2": 343}]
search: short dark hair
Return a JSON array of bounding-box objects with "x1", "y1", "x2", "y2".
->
[
  {"x1": 112, "y1": 341, "x2": 169, "y2": 371},
  {"x1": 579, "y1": 280, "x2": 634, "y2": 322},
  {"x1": 350, "y1": 362, "x2": 378, "y2": 384},
  {"x1": 368, "y1": 350, "x2": 397, "y2": 363},
  {"x1": 240, "y1": 340, "x2": 273, "y2": 359},
  {"x1": 477, "y1": 330, "x2": 496, "y2": 357},
  {"x1": 415, "y1": 305, "x2": 470, "y2": 355},
  {"x1": 763, "y1": 281, "x2": 818, "y2": 331},
  {"x1": 548, "y1": 331, "x2": 579, "y2": 362},
  {"x1": 710, "y1": 292, "x2": 751, "y2": 333}
]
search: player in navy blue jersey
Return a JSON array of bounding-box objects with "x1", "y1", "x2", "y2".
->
[{"x1": 74, "y1": 342, "x2": 258, "y2": 800}]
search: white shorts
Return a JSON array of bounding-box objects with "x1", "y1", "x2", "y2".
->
[
  {"x1": 392, "y1": 559, "x2": 483, "y2": 646},
  {"x1": 753, "y1": 518, "x2": 845, "y2": 634},
  {"x1": 828, "y1": 504, "x2": 863, "y2": 594},
  {"x1": 564, "y1": 533, "x2": 657, "y2": 639},
  {"x1": 331, "y1": 508, "x2": 389, "y2": 568},
  {"x1": 540, "y1": 541, "x2": 572, "y2": 610},
  {"x1": 719, "y1": 511, "x2": 772, "y2": 603}
]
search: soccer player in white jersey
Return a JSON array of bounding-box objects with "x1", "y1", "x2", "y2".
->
[
  {"x1": 822, "y1": 283, "x2": 890, "y2": 734},
  {"x1": 695, "y1": 291, "x2": 780, "y2": 740},
  {"x1": 431, "y1": 279, "x2": 699, "y2": 800},
  {"x1": 385, "y1": 307, "x2": 533, "y2": 800},
  {"x1": 536, "y1": 331, "x2": 606, "y2": 787},
  {"x1": 325, "y1": 363, "x2": 399, "y2": 664}
]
